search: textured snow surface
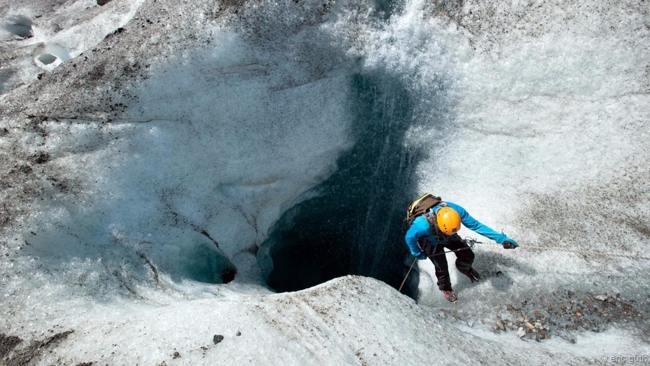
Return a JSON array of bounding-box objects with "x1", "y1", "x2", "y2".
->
[
  {"x1": 5, "y1": 276, "x2": 650, "y2": 365},
  {"x1": 1, "y1": 0, "x2": 649, "y2": 364}
]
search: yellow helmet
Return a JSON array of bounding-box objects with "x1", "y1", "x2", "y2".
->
[{"x1": 436, "y1": 207, "x2": 461, "y2": 235}]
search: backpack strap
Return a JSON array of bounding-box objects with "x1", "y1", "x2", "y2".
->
[{"x1": 424, "y1": 202, "x2": 447, "y2": 241}]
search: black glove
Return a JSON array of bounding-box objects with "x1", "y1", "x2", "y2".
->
[{"x1": 502, "y1": 240, "x2": 519, "y2": 249}]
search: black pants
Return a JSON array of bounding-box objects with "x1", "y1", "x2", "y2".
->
[{"x1": 419, "y1": 235, "x2": 474, "y2": 291}]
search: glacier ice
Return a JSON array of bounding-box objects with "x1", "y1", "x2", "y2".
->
[{"x1": 0, "y1": 0, "x2": 649, "y2": 364}]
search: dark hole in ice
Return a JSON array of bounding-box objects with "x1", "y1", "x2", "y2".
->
[
  {"x1": 260, "y1": 72, "x2": 438, "y2": 299},
  {"x1": 220, "y1": 267, "x2": 237, "y2": 284},
  {"x1": 97, "y1": 0, "x2": 113, "y2": 6},
  {"x1": 177, "y1": 240, "x2": 237, "y2": 284},
  {"x1": 3, "y1": 15, "x2": 32, "y2": 38},
  {"x1": 37, "y1": 53, "x2": 57, "y2": 65}
]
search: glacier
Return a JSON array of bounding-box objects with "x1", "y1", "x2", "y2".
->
[{"x1": 0, "y1": 0, "x2": 649, "y2": 364}]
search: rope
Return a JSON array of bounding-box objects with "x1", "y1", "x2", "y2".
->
[
  {"x1": 469, "y1": 239, "x2": 650, "y2": 261},
  {"x1": 418, "y1": 237, "x2": 481, "y2": 257},
  {"x1": 442, "y1": 238, "x2": 480, "y2": 254},
  {"x1": 520, "y1": 245, "x2": 650, "y2": 261},
  {"x1": 399, "y1": 258, "x2": 417, "y2": 293},
  {"x1": 402, "y1": 238, "x2": 649, "y2": 293}
]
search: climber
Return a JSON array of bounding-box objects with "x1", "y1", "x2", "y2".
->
[{"x1": 405, "y1": 194, "x2": 518, "y2": 302}]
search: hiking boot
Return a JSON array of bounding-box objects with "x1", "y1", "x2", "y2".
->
[
  {"x1": 466, "y1": 268, "x2": 481, "y2": 283},
  {"x1": 442, "y1": 290, "x2": 457, "y2": 303}
]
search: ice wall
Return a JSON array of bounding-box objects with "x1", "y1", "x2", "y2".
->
[{"x1": 2, "y1": 0, "x2": 366, "y2": 299}]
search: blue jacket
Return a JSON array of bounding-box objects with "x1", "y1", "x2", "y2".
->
[{"x1": 405, "y1": 201, "x2": 514, "y2": 258}]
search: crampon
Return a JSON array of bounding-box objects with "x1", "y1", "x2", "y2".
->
[{"x1": 442, "y1": 290, "x2": 457, "y2": 303}]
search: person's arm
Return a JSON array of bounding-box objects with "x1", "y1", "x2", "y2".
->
[
  {"x1": 405, "y1": 216, "x2": 431, "y2": 259},
  {"x1": 445, "y1": 202, "x2": 517, "y2": 246}
]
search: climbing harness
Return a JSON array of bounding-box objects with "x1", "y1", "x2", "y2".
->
[
  {"x1": 442, "y1": 237, "x2": 481, "y2": 254},
  {"x1": 399, "y1": 238, "x2": 481, "y2": 293}
]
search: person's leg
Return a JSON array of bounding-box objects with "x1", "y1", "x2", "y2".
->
[
  {"x1": 446, "y1": 236, "x2": 480, "y2": 282},
  {"x1": 427, "y1": 244, "x2": 452, "y2": 291}
]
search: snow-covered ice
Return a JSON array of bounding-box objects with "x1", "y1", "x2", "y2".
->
[{"x1": 1, "y1": 0, "x2": 648, "y2": 364}]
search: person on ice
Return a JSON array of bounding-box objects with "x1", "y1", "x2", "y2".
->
[{"x1": 405, "y1": 194, "x2": 518, "y2": 302}]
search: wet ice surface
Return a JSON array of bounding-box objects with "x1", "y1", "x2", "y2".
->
[{"x1": 1, "y1": 0, "x2": 649, "y2": 364}]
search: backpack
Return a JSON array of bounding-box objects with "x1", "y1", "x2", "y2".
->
[{"x1": 406, "y1": 193, "x2": 441, "y2": 226}]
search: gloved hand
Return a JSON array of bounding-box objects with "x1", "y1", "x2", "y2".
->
[
  {"x1": 502, "y1": 240, "x2": 519, "y2": 249},
  {"x1": 416, "y1": 252, "x2": 427, "y2": 260}
]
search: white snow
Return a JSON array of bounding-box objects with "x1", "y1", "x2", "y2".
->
[
  {"x1": 9, "y1": 276, "x2": 650, "y2": 365},
  {"x1": 1, "y1": 0, "x2": 144, "y2": 79}
]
